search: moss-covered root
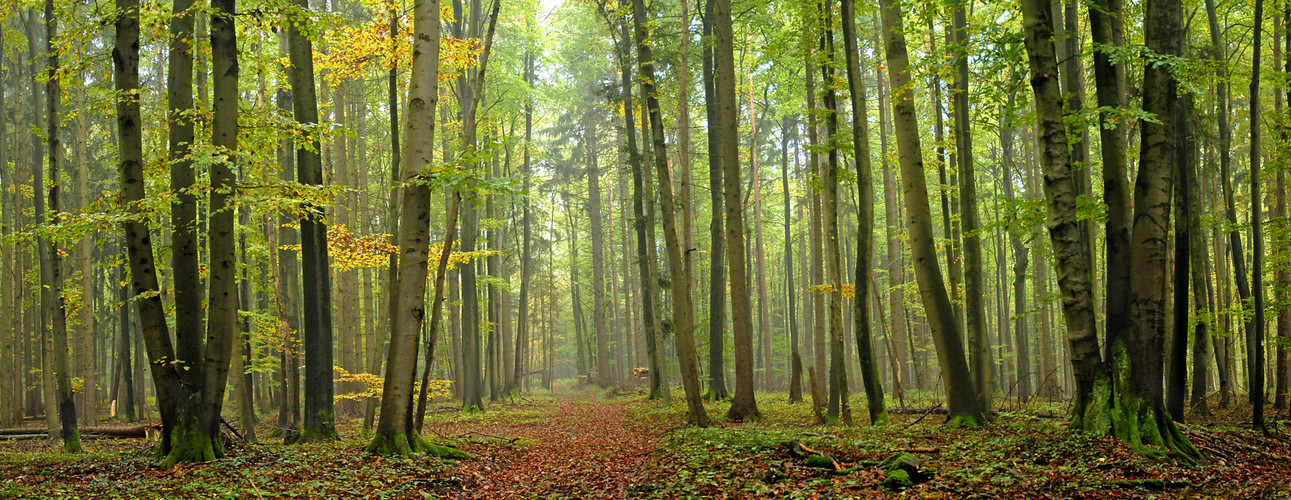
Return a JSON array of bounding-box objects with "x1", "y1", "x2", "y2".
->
[
  {"x1": 365, "y1": 432, "x2": 415, "y2": 456},
  {"x1": 159, "y1": 419, "x2": 218, "y2": 468},
  {"x1": 1078, "y1": 349, "x2": 1202, "y2": 465},
  {"x1": 364, "y1": 431, "x2": 473, "y2": 460}
]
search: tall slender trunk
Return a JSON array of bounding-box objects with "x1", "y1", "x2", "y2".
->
[
  {"x1": 169, "y1": 0, "x2": 204, "y2": 382},
  {"x1": 951, "y1": 0, "x2": 992, "y2": 411},
  {"x1": 42, "y1": 0, "x2": 80, "y2": 452},
  {"x1": 115, "y1": 0, "x2": 184, "y2": 461},
  {"x1": 818, "y1": 0, "x2": 849, "y2": 424},
  {"x1": 805, "y1": 3, "x2": 827, "y2": 417},
  {"x1": 782, "y1": 117, "x2": 803, "y2": 403},
  {"x1": 635, "y1": 0, "x2": 709, "y2": 426},
  {"x1": 1248, "y1": 0, "x2": 1267, "y2": 431},
  {"x1": 873, "y1": 22, "x2": 912, "y2": 392},
  {"x1": 1166, "y1": 96, "x2": 1194, "y2": 421},
  {"x1": 512, "y1": 53, "x2": 534, "y2": 394},
  {"x1": 700, "y1": 0, "x2": 728, "y2": 402},
  {"x1": 840, "y1": 0, "x2": 885, "y2": 424},
  {"x1": 878, "y1": 0, "x2": 985, "y2": 424},
  {"x1": 589, "y1": 108, "x2": 610, "y2": 387},
  {"x1": 287, "y1": 0, "x2": 337, "y2": 442}
]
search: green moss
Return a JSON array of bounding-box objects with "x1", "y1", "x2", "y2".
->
[
  {"x1": 804, "y1": 454, "x2": 835, "y2": 469},
  {"x1": 879, "y1": 453, "x2": 920, "y2": 475},
  {"x1": 946, "y1": 413, "x2": 985, "y2": 428},
  {"x1": 364, "y1": 432, "x2": 413, "y2": 456},
  {"x1": 870, "y1": 412, "x2": 890, "y2": 426},
  {"x1": 365, "y1": 431, "x2": 472, "y2": 460},
  {"x1": 62, "y1": 428, "x2": 82, "y2": 454},
  {"x1": 160, "y1": 417, "x2": 217, "y2": 468},
  {"x1": 883, "y1": 469, "x2": 912, "y2": 492}
]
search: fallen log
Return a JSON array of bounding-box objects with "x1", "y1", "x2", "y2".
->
[
  {"x1": 887, "y1": 406, "x2": 948, "y2": 415},
  {"x1": 0, "y1": 424, "x2": 156, "y2": 438}
]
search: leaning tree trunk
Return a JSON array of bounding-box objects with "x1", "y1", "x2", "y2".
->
[
  {"x1": 42, "y1": 0, "x2": 80, "y2": 452},
  {"x1": 634, "y1": 0, "x2": 709, "y2": 426},
  {"x1": 1019, "y1": 0, "x2": 1102, "y2": 426},
  {"x1": 877, "y1": 0, "x2": 985, "y2": 426},
  {"x1": 840, "y1": 0, "x2": 885, "y2": 425},
  {"x1": 114, "y1": 0, "x2": 185, "y2": 462}
]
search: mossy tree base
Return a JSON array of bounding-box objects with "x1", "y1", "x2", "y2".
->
[
  {"x1": 159, "y1": 418, "x2": 221, "y2": 468},
  {"x1": 1075, "y1": 349, "x2": 1202, "y2": 465},
  {"x1": 364, "y1": 431, "x2": 472, "y2": 460}
]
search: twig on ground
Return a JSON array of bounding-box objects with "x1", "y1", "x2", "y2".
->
[{"x1": 903, "y1": 403, "x2": 944, "y2": 429}]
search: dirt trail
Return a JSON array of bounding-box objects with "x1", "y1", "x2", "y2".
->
[{"x1": 433, "y1": 392, "x2": 661, "y2": 499}]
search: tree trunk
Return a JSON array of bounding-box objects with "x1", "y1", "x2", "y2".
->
[
  {"x1": 286, "y1": 0, "x2": 337, "y2": 442},
  {"x1": 42, "y1": 0, "x2": 80, "y2": 452},
  {"x1": 782, "y1": 117, "x2": 803, "y2": 403},
  {"x1": 818, "y1": 0, "x2": 849, "y2": 424},
  {"x1": 878, "y1": 0, "x2": 986, "y2": 425},
  {"x1": 805, "y1": 2, "x2": 827, "y2": 418},
  {"x1": 951, "y1": 0, "x2": 992, "y2": 412},
  {"x1": 700, "y1": 0, "x2": 728, "y2": 402},
  {"x1": 169, "y1": 0, "x2": 204, "y2": 386},
  {"x1": 840, "y1": 0, "x2": 885, "y2": 425},
  {"x1": 512, "y1": 53, "x2": 534, "y2": 394},
  {"x1": 115, "y1": 0, "x2": 186, "y2": 462},
  {"x1": 1166, "y1": 96, "x2": 1193, "y2": 422},
  {"x1": 366, "y1": 0, "x2": 452, "y2": 457},
  {"x1": 1248, "y1": 0, "x2": 1267, "y2": 431},
  {"x1": 635, "y1": 0, "x2": 709, "y2": 426},
  {"x1": 873, "y1": 28, "x2": 912, "y2": 393},
  {"x1": 589, "y1": 107, "x2": 610, "y2": 387}
]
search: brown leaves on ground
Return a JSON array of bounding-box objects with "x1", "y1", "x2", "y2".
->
[{"x1": 426, "y1": 393, "x2": 662, "y2": 499}]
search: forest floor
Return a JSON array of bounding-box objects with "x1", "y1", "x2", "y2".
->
[{"x1": 2, "y1": 384, "x2": 1291, "y2": 498}]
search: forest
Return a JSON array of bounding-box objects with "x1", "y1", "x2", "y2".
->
[{"x1": 0, "y1": 0, "x2": 1290, "y2": 495}]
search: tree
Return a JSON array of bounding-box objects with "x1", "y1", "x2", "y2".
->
[
  {"x1": 951, "y1": 0, "x2": 992, "y2": 412},
  {"x1": 877, "y1": 0, "x2": 985, "y2": 426},
  {"x1": 634, "y1": 0, "x2": 710, "y2": 426},
  {"x1": 287, "y1": 0, "x2": 338, "y2": 443},
  {"x1": 700, "y1": 0, "x2": 729, "y2": 402},
  {"x1": 839, "y1": 0, "x2": 885, "y2": 425},
  {"x1": 366, "y1": 0, "x2": 453, "y2": 457},
  {"x1": 818, "y1": 0, "x2": 849, "y2": 424},
  {"x1": 169, "y1": 0, "x2": 203, "y2": 393},
  {"x1": 1248, "y1": 0, "x2": 1267, "y2": 431},
  {"x1": 41, "y1": 0, "x2": 79, "y2": 452},
  {"x1": 116, "y1": 0, "x2": 183, "y2": 463}
]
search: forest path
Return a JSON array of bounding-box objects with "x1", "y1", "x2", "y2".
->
[{"x1": 440, "y1": 391, "x2": 661, "y2": 499}]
